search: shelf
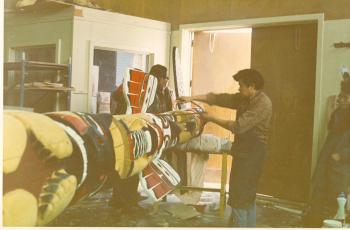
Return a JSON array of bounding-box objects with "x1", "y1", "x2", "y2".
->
[
  {"x1": 4, "y1": 58, "x2": 72, "y2": 110},
  {"x1": 8, "y1": 86, "x2": 74, "y2": 92},
  {"x1": 4, "y1": 61, "x2": 69, "y2": 71}
]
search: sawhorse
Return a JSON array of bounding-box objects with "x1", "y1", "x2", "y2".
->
[{"x1": 177, "y1": 152, "x2": 228, "y2": 216}]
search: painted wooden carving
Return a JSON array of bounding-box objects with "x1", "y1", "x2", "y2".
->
[
  {"x1": 123, "y1": 68, "x2": 157, "y2": 114},
  {"x1": 3, "y1": 108, "x2": 205, "y2": 226}
]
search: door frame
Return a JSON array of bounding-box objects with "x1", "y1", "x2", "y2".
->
[{"x1": 178, "y1": 13, "x2": 324, "y2": 177}]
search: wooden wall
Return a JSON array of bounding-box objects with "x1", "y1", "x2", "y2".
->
[
  {"x1": 94, "y1": 0, "x2": 177, "y2": 24},
  {"x1": 94, "y1": 0, "x2": 350, "y2": 29}
]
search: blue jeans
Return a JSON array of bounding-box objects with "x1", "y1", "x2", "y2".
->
[{"x1": 231, "y1": 202, "x2": 256, "y2": 227}]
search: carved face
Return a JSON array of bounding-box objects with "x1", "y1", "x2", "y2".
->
[
  {"x1": 3, "y1": 109, "x2": 205, "y2": 226},
  {"x1": 110, "y1": 109, "x2": 205, "y2": 178},
  {"x1": 3, "y1": 111, "x2": 76, "y2": 226}
]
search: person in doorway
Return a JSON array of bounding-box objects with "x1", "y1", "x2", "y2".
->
[
  {"x1": 179, "y1": 68, "x2": 272, "y2": 227},
  {"x1": 109, "y1": 64, "x2": 175, "y2": 215},
  {"x1": 302, "y1": 72, "x2": 350, "y2": 227}
]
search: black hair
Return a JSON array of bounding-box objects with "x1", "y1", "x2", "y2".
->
[
  {"x1": 149, "y1": 64, "x2": 168, "y2": 79},
  {"x1": 232, "y1": 69, "x2": 264, "y2": 90}
]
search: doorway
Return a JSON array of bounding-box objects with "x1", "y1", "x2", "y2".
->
[
  {"x1": 191, "y1": 28, "x2": 252, "y2": 186},
  {"x1": 184, "y1": 15, "x2": 322, "y2": 202}
]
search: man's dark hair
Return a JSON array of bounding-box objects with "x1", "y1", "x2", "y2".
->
[
  {"x1": 149, "y1": 64, "x2": 168, "y2": 79},
  {"x1": 232, "y1": 69, "x2": 264, "y2": 90}
]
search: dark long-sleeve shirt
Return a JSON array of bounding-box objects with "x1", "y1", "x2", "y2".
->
[
  {"x1": 207, "y1": 91, "x2": 272, "y2": 144},
  {"x1": 147, "y1": 87, "x2": 175, "y2": 114},
  {"x1": 337, "y1": 130, "x2": 350, "y2": 163}
]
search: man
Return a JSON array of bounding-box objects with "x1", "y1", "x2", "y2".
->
[
  {"x1": 302, "y1": 72, "x2": 350, "y2": 227},
  {"x1": 147, "y1": 64, "x2": 176, "y2": 113},
  {"x1": 146, "y1": 65, "x2": 191, "y2": 188},
  {"x1": 179, "y1": 68, "x2": 272, "y2": 227},
  {"x1": 109, "y1": 64, "x2": 174, "y2": 214}
]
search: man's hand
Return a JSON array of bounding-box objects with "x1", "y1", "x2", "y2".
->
[
  {"x1": 201, "y1": 112, "x2": 213, "y2": 122},
  {"x1": 200, "y1": 112, "x2": 235, "y2": 132},
  {"x1": 331, "y1": 153, "x2": 341, "y2": 161}
]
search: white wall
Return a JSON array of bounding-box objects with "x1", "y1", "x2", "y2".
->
[
  {"x1": 318, "y1": 19, "x2": 350, "y2": 150},
  {"x1": 4, "y1": 8, "x2": 73, "y2": 63},
  {"x1": 71, "y1": 7, "x2": 171, "y2": 112}
]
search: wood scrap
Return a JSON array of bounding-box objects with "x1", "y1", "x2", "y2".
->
[{"x1": 162, "y1": 203, "x2": 200, "y2": 220}]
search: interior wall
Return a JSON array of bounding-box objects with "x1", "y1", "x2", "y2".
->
[
  {"x1": 318, "y1": 19, "x2": 350, "y2": 154},
  {"x1": 94, "y1": 0, "x2": 177, "y2": 25},
  {"x1": 191, "y1": 31, "x2": 252, "y2": 183},
  {"x1": 71, "y1": 6, "x2": 171, "y2": 112},
  {"x1": 4, "y1": 7, "x2": 73, "y2": 63},
  {"x1": 176, "y1": 0, "x2": 350, "y2": 28},
  {"x1": 4, "y1": 8, "x2": 74, "y2": 111},
  {"x1": 92, "y1": 0, "x2": 350, "y2": 29}
]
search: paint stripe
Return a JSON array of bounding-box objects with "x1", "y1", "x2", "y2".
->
[{"x1": 55, "y1": 122, "x2": 88, "y2": 188}]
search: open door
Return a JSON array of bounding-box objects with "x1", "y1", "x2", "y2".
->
[{"x1": 251, "y1": 23, "x2": 318, "y2": 202}]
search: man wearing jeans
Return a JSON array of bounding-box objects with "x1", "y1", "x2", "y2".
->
[{"x1": 179, "y1": 69, "x2": 272, "y2": 227}]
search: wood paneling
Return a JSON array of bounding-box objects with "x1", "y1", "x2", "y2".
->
[
  {"x1": 251, "y1": 23, "x2": 318, "y2": 202},
  {"x1": 176, "y1": 0, "x2": 350, "y2": 28},
  {"x1": 94, "y1": 0, "x2": 176, "y2": 23},
  {"x1": 94, "y1": 1, "x2": 350, "y2": 29}
]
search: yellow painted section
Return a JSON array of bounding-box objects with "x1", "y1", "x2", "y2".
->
[
  {"x1": 3, "y1": 114, "x2": 27, "y2": 174},
  {"x1": 3, "y1": 190, "x2": 38, "y2": 227}
]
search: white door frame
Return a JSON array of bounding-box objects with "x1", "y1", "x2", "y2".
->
[{"x1": 178, "y1": 13, "x2": 324, "y2": 176}]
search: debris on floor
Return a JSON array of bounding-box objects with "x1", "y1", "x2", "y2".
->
[
  {"x1": 48, "y1": 188, "x2": 302, "y2": 227},
  {"x1": 161, "y1": 202, "x2": 200, "y2": 220}
]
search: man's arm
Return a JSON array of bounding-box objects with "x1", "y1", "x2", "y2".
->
[
  {"x1": 202, "y1": 93, "x2": 272, "y2": 134},
  {"x1": 179, "y1": 93, "x2": 241, "y2": 109},
  {"x1": 202, "y1": 113, "x2": 235, "y2": 133},
  {"x1": 178, "y1": 94, "x2": 209, "y2": 103}
]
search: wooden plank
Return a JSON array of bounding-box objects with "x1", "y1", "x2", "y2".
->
[
  {"x1": 178, "y1": 186, "x2": 222, "y2": 193},
  {"x1": 219, "y1": 152, "x2": 227, "y2": 217},
  {"x1": 4, "y1": 61, "x2": 68, "y2": 71}
]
